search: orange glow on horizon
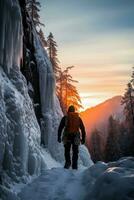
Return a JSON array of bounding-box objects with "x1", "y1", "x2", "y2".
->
[{"x1": 79, "y1": 92, "x2": 122, "y2": 111}]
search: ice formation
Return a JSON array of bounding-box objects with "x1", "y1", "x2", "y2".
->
[
  {"x1": 0, "y1": 0, "x2": 46, "y2": 187},
  {"x1": 0, "y1": 0, "x2": 22, "y2": 73},
  {"x1": 33, "y1": 26, "x2": 64, "y2": 160}
]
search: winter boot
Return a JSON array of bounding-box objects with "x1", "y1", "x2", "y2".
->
[
  {"x1": 64, "y1": 161, "x2": 71, "y2": 169},
  {"x1": 72, "y1": 164, "x2": 78, "y2": 170}
]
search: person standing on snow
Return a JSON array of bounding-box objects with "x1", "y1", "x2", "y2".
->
[{"x1": 58, "y1": 105, "x2": 86, "y2": 169}]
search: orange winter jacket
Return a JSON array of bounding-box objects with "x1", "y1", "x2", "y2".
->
[
  {"x1": 58, "y1": 112, "x2": 86, "y2": 143},
  {"x1": 66, "y1": 112, "x2": 80, "y2": 133}
]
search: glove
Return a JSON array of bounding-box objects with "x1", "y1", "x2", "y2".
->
[
  {"x1": 81, "y1": 138, "x2": 85, "y2": 144},
  {"x1": 58, "y1": 137, "x2": 61, "y2": 143}
]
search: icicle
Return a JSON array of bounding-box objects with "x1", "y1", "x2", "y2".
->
[{"x1": 0, "y1": 0, "x2": 23, "y2": 73}]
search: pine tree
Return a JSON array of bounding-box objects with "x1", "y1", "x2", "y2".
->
[
  {"x1": 122, "y1": 68, "x2": 134, "y2": 155},
  {"x1": 122, "y1": 82, "x2": 134, "y2": 130},
  {"x1": 47, "y1": 32, "x2": 60, "y2": 79},
  {"x1": 131, "y1": 67, "x2": 134, "y2": 85},
  {"x1": 38, "y1": 28, "x2": 47, "y2": 47},
  {"x1": 57, "y1": 66, "x2": 83, "y2": 113},
  {"x1": 90, "y1": 128, "x2": 102, "y2": 162},
  {"x1": 105, "y1": 116, "x2": 121, "y2": 162},
  {"x1": 118, "y1": 123, "x2": 131, "y2": 157},
  {"x1": 26, "y1": 0, "x2": 44, "y2": 27}
]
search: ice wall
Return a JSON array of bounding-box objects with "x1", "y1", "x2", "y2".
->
[
  {"x1": 33, "y1": 27, "x2": 64, "y2": 161},
  {"x1": 0, "y1": 0, "x2": 46, "y2": 189}
]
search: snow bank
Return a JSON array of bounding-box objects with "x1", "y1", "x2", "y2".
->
[
  {"x1": 79, "y1": 145, "x2": 93, "y2": 167},
  {"x1": 83, "y1": 157, "x2": 134, "y2": 200}
]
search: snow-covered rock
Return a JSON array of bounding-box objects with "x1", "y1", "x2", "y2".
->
[{"x1": 83, "y1": 157, "x2": 134, "y2": 200}]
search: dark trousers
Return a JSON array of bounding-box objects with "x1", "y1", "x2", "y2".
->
[{"x1": 64, "y1": 142, "x2": 79, "y2": 169}]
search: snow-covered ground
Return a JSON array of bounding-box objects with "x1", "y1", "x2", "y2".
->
[
  {"x1": 17, "y1": 157, "x2": 134, "y2": 200},
  {"x1": 19, "y1": 168, "x2": 87, "y2": 200}
]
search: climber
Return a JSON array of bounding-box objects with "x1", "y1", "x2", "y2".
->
[{"x1": 58, "y1": 105, "x2": 86, "y2": 169}]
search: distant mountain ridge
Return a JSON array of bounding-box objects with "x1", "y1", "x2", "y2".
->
[{"x1": 80, "y1": 95, "x2": 124, "y2": 138}]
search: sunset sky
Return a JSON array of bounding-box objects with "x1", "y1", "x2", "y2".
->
[{"x1": 40, "y1": 0, "x2": 134, "y2": 110}]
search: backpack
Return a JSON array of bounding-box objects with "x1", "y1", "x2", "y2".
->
[{"x1": 65, "y1": 112, "x2": 80, "y2": 133}]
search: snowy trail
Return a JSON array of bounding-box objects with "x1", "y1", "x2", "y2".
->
[{"x1": 19, "y1": 168, "x2": 87, "y2": 200}]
